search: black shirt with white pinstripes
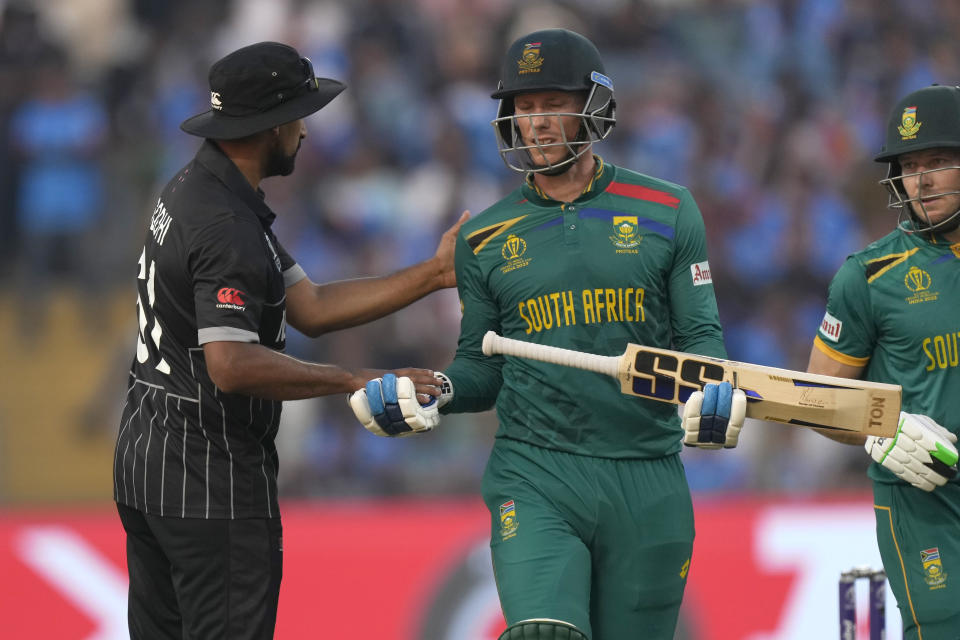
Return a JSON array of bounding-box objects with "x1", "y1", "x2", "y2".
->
[{"x1": 114, "y1": 140, "x2": 306, "y2": 519}]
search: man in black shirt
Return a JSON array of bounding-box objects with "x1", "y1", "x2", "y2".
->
[{"x1": 114, "y1": 42, "x2": 467, "y2": 639}]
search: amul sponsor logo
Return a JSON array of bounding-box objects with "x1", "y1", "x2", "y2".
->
[
  {"x1": 690, "y1": 261, "x2": 712, "y2": 286},
  {"x1": 819, "y1": 311, "x2": 842, "y2": 342}
]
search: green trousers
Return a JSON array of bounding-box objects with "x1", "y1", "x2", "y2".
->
[
  {"x1": 873, "y1": 481, "x2": 960, "y2": 640},
  {"x1": 481, "y1": 437, "x2": 694, "y2": 640}
]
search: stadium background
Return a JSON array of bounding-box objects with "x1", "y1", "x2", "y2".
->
[{"x1": 1, "y1": 0, "x2": 953, "y2": 637}]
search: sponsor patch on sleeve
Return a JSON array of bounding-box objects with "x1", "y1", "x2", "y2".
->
[
  {"x1": 216, "y1": 287, "x2": 246, "y2": 311},
  {"x1": 819, "y1": 311, "x2": 842, "y2": 342},
  {"x1": 690, "y1": 261, "x2": 712, "y2": 286}
]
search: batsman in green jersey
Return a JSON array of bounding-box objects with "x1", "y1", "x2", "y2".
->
[
  {"x1": 687, "y1": 84, "x2": 960, "y2": 639},
  {"x1": 350, "y1": 29, "x2": 729, "y2": 640},
  {"x1": 810, "y1": 85, "x2": 960, "y2": 640}
]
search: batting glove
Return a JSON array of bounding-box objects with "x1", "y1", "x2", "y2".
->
[
  {"x1": 349, "y1": 373, "x2": 441, "y2": 437},
  {"x1": 682, "y1": 381, "x2": 746, "y2": 449},
  {"x1": 865, "y1": 412, "x2": 959, "y2": 491}
]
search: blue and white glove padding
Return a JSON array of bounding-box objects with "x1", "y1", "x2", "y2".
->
[
  {"x1": 865, "y1": 412, "x2": 958, "y2": 491},
  {"x1": 682, "y1": 381, "x2": 746, "y2": 449},
  {"x1": 349, "y1": 373, "x2": 450, "y2": 437}
]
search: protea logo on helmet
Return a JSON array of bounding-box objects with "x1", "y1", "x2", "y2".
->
[
  {"x1": 898, "y1": 106, "x2": 921, "y2": 139},
  {"x1": 517, "y1": 42, "x2": 543, "y2": 74}
]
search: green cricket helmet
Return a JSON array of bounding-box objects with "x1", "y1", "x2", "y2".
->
[
  {"x1": 491, "y1": 28, "x2": 616, "y2": 174},
  {"x1": 875, "y1": 84, "x2": 960, "y2": 234}
]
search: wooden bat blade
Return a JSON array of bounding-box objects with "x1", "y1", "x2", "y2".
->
[
  {"x1": 481, "y1": 332, "x2": 901, "y2": 437},
  {"x1": 621, "y1": 344, "x2": 901, "y2": 437}
]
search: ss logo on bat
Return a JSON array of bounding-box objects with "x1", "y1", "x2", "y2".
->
[{"x1": 630, "y1": 351, "x2": 725, "y2": 403}]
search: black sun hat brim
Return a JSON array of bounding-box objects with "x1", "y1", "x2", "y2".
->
[{"x1": 180, "y1": 78, "x2": 346, "y2": 140}]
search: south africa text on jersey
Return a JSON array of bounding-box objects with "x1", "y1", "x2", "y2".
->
[
  {"x1": 923, "y1": 330, "x2": 960, "y2": 371},
  {"x1": 518, "y1": 288, "x2": 645, "y2": 334}
]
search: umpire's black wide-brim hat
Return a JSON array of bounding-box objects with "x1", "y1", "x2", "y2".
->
[{"x1": 181, "y1": 41, "x2": 346, "y2": 140}]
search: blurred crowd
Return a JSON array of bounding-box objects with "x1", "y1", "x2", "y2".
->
[{"x1": 2, "y1": 0, "x2": 955, "y2": 501}]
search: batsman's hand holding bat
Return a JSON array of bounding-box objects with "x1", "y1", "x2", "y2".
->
[
  {"x1": 682, "y1": 381, "x2": 746, "y2": 449},
  {"x1": 350, "y1": 372, "x2": 453, "y2": 437},
  {"x1": 865, "y1": 412, "x2": 959, "y2": 491}
]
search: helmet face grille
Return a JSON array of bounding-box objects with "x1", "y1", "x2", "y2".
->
[
  {"x1": 491, "y1": 73, "x2": 616, "y2": 174},
  {"x1": 874, "y1": 85, "x2": 960, "y2": 234},
  {"x1": 879, "y1": 164, "x2": 960, "y2": 234},
  {"x1": 490, "y1": 29, "x2": 616, "y2": 174}
]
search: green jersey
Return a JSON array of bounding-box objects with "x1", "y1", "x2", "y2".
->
[
  {"x1": 442, "y1": 158, "x2": 726, "y2": 458},
  {"x1": 814, "y1": 229, "x2": 960, "y2": 484}
]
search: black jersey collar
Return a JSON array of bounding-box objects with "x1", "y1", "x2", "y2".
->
[
  {"x1": 521, "y1": 155, "x2": 614, "y2": 206},
  {"x1": 195, "y1": 140, "x2": 278, "y2": 225}
]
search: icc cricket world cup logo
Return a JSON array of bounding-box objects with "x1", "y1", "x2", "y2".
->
[
  {"x1": 904, "y1": 266, "x2": 931, "y2": 292},
  {"x1": 904, "y1": 265, "x2": 938, "y2": 304},
  {"x1": 500, "y1": 234, "x2": 531, "y2": 274},
  {"x1": 502, "y1": 234, "x2": 526, "y2": 260}
]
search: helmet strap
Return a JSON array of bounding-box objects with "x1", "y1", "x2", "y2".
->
[{"x1": 537, "y1": 158, "x2": 576, "y2": 176}]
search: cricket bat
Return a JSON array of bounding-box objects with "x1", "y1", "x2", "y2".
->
[{"x1": 481, "y1": 331, "x2": 901, "y2": 437}]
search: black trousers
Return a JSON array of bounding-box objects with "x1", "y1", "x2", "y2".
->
[{"x1": 117, "y1": 503, "x2": 283, "y2": 640}]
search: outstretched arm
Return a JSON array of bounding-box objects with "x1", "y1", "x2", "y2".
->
[
  {"x1": 203, "y1": 341, "x2": 442, "y2": 401},
  {"x1": 286, "y1": 211, "x2": 469, "y2": 337}
]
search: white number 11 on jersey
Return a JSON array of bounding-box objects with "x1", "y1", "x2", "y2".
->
[{"x1": 136, "y1": 247, "x2": 171, "y2": 374}]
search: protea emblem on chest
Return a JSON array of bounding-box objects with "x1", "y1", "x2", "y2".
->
[{"x1": 610, "y1": 216, "x2": 641, "y2": 250}]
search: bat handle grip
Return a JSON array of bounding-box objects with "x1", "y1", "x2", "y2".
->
[{"x1": 481, "y1": 331, "x2": 621, "y2": 379}]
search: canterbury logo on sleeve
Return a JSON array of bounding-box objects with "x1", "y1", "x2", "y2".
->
[{"x1": 216, "y1": 287, "x2": 246, "y2": 309}]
